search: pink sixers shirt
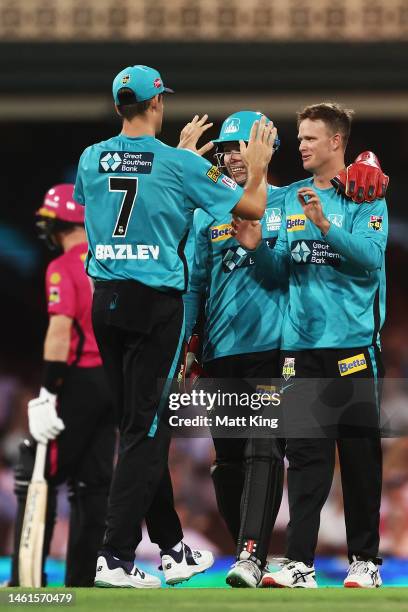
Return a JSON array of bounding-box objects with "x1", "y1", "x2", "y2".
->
[{"x1": 45, "y1": 243, "x2": 101, "y2": 367}]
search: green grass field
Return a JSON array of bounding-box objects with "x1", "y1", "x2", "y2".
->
[{"x1": 1, "y1": 588, "x2": 408, "y2": 612}]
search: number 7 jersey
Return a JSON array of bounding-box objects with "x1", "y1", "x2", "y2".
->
[{"x1": 74, "y1": 133, "x2": 244, "y2": 291}]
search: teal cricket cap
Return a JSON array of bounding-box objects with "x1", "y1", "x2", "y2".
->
[
  {"x1": 112, "y1": 65, "x2": 174, "y2": 105},
  {"x1": 213, "y1": 110, "x2": 280, "y2": 150}
]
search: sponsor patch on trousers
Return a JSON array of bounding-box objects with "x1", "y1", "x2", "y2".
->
[{"x1": 338, "y1": 353, "x2": 367, "y2": 376}]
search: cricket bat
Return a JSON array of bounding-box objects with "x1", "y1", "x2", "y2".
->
[{"x1": 18, "y1": 442, "x2": 48, "y2": 587}]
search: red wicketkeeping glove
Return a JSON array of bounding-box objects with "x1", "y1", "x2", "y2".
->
[
  {"x1": 331, "y1": 151, "x2": 389, "y2": 204},
  {"x1": 177, "y1": 334, "x2": 207, "y2": 393}
]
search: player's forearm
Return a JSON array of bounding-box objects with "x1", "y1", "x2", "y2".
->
[
  {"x1": 43, "y1": 335, "x2": 70, "y2": 362},
  {"x1": 233, "y1": 170, "x2": 267, "y2": 220},
  {"x1": 183, "y1": 288, "x2": 203, "y2": 341},
  {"x1": 43, "y1": 316, "x2": 72, "y2": 362},
  {"x1": 323, "y1": 223, "x2": 383, "y2": 271}
]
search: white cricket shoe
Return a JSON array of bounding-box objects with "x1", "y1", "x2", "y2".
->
[
  {"x1": 226, "y1": 557, "x2": 262, "y2": 588},
  {"x1": 94, "y1": 554, "x2": 161, "y2": 588},
  {"x1": 344, "y1": 557, "x2": 382, "y2": 588},
  {"x1": 161, "y1": 542, "x2": 214, "y2": 585},
  {"x1": 261, "y1": 559, "x2": 317, "y2": 588}
]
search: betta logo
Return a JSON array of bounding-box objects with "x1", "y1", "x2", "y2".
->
[
  {"x1": 338, "y1": 354, "x2": 367, "y2": 376},
  {"x1": 211, "y1": 224, "x2": 231, "y2": 242},
  {"x1": 286, "y1": 215, "x2": 306, "y2": 232},
  {"x1": 154, "y1": 78, "x2": 162, "y2": 88}
]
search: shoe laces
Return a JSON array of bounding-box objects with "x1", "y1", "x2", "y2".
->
[
  {"x1": 285, "y1": 560, "x2": 314, "y2": 572},
  {"x1": 349, "y1": 557, "x2": 373, "y2": 575},
  {"x1": 269, "y1": 557, "x2": 291, "y2": 568},
  {"x1": 183, "y1": 543, "x2": 202, "y2": 560}
]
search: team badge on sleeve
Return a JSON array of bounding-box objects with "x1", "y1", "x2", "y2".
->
[
  {"x1": 48, "y1": 286, "x2": 60, "y2": 305},
  {"x1": 368, "y1": 215, "x2": 383, "y2": 231},
  {"x1": 282, "y1": 357, "x2": 296, "y2": 381},
  {"x1": 49, "y1": 272, "x2": 61, "y2": 284},
  {"x1": 221, "y1": 176, "x2": 237, "y2": 190},
  {"x1": 206, "y1": 165, "x2": 222, "y2": 183}
]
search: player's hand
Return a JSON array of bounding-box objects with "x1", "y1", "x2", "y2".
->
[
  {"x1": 297, "y1": 188, "x2": 330, "y2": 234},
  {"x1": 230, "y1": 215, "x2": 262, "y2": 250},
  {"x1": 177, "y1": 114, "x2": 214, "y2": 156},
  {"x1": 331, "y1": 151, "x2": 389, "y2": 203},
  {"x1": 239, "y1": 116, "x2": 278, "y2": 174},
  {"x1": 28, "y1": 387, "x2": 65, "y2": 444}
]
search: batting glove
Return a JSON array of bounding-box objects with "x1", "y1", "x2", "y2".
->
[
  {"x1": 177, "y1": 335, "x2": 207, "y2": 393},
  {"x1": 28, "y1": 387, "x2": 65, "y2": 444},
  {"x1": 331, "y1": 151, "x2": 389, "y2": 203}
]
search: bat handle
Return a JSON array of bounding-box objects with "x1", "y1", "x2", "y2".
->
[{"x1": 32, "y1": 442, "x2": 48, "y2": 482}]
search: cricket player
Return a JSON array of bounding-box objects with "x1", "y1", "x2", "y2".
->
[
  {"x1": 183, "y1": 110, "x2": 287, "y2": 588},
  {"x1": 10, "y1": 184, "x2": 115, "y2": 587},
  {"x1": 73, "y1": 65, "x2": 276, "y2": 588},
  {"x1": 183, "y1": 110, "x2": 388, "y2": 588},
  {"x1": 233, "y1": 103, "x2": 387, "y2": 588}
]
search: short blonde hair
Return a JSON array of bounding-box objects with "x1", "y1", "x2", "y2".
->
[{"x1": 297, "y1": 102, "x2": 354, "y2": 148}]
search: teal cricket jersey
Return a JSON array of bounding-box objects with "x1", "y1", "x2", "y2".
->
[
  {"x1": 184, "y1": 185, "x2": 289, "y2": 361},
  {"x1": 254, "y1": 177, "x2": 388, "y2": 350},
  {"x1": 73, "y1": 134, "x2": 244, "y2": 291}
]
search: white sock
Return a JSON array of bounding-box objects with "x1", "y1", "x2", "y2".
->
[{"x1": 172, "y1": 541, "x2": 183, "y2": 553}]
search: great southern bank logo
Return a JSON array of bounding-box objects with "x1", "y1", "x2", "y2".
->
[
  {"x1": 99, "y1": 151, "x2": 154, "y2": 174},
  {"x1": 291, "y1": 241, "x2": 311, "y2": 263},
  {"x1": 100, "y1": 152, "x2": 122, "y2": 171}
]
